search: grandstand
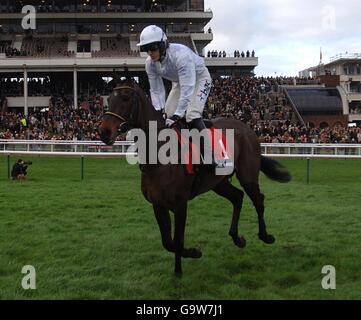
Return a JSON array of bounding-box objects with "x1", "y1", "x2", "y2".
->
[
  {"x1": 0, "y1": 1, "x2": 359, "y2": 143},
  {"x1": 283, "y1": 87, "x2": 347, "y2": 128},
  {"x1": 20, "y1": 36, "x2": 73, "y2": 58},
  {"x1": 299, "y1": 53, "x2": 361, "y2": 126},
  {"x1": 0, "y1": 0, "x2": 258, "y2": 116}
]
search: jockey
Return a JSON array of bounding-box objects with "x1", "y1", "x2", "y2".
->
[{"x1": 137, "y1": 25, "x2": 222, "y2": 169}]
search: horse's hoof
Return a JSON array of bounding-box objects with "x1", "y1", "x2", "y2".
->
[
  {"x1": 233, "y1": 235, "x2": 247, "y2": 248},
  {"x1": 259, "y1": 233, "x2": 275, "y2": 244},
  {"x1": 182, "y1": 248, "x2": 202, "y2": 259}
]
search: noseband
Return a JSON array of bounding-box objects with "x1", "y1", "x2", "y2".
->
[{"x1": 104, "y1": 111, "x2": 127, "y2": 123}]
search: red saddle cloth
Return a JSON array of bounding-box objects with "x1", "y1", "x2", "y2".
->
[{"x1": 174, "y1": 127, "x2": 232, "y2": 174}]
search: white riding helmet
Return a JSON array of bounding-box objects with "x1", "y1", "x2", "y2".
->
[{"x1": 137, "y1": 25, "x2": 168, "y2": 52}]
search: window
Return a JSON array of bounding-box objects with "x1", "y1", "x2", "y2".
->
[
  {"x1": 357, "y1": 65, "x2": 361, "y2": 75},
  {"x1": 77, "y1": 40, "x2": 91, "y2": 52}
]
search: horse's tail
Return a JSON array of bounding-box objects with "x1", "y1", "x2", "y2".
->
[{"x1": 261, "y1": 156, "x2": 291, "y2": 183}]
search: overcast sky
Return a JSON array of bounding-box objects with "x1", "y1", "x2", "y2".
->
[{"x1": 204, "y1": 0, "x2": 361, "y2": 76}]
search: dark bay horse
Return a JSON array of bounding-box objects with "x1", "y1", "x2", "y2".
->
[{"x1": 99, "y1": 79, "x2": 291, "y2": 275}]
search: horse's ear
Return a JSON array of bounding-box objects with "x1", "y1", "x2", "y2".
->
[
  {"x1": 112, "y1": 68, "x2": 122, "y2": 87},
  {"x1": 123, "y1": 64, "x2": 132, "y2": 82}
]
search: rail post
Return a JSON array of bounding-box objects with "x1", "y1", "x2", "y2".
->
[
  {"x1": 306, "y1": 157, "x2": 310, "y2": 184},
  {"x1": 7, "y1": 154, "x2": 10, "y2": 179},
  {"x1": 81, "y1": 156, "x2": 84, "y2": 180}
]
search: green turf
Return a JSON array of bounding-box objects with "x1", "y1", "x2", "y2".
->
[{"x1": 0, "y1": 155, "x2": 360, "y2": 300}]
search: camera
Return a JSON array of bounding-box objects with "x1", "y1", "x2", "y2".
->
[{"x1": 23, "y1": 161, "x2": 33, "y2": 165}]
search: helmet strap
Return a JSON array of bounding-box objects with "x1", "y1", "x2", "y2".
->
[{"x1": 159, "y1": 40, "x2": 169, "y2": 62}]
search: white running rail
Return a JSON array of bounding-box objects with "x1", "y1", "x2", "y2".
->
[{"x1": 0, "y1": 140, "x2": 361, "y2": 159}]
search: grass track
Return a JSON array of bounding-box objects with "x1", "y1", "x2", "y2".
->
[{"x1": 0, "y1": 156, "x2": 360, "y2": 299}]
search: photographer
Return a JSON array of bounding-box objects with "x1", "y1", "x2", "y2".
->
[{"x1": 11, "y1": 159, "x2": 32, "y2": 180}]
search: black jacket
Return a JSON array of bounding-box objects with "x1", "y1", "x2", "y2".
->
[{"x1": 11, "y1": 163, "x2": 24, "y2": 178}]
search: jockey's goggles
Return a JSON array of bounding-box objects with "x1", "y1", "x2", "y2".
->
[{"x1": 140, "y1": 43, "x2": 160, "y2": 52}]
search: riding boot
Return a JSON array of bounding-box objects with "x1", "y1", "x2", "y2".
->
[{"x1": 189, "y1": 118, "x2": 218, "y2": 169}]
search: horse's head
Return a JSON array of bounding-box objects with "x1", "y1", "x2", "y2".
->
[{"x1": 99, "y1": 80, "x2": 141, "y2": 145}]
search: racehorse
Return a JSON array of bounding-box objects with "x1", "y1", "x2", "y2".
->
[{"x1": 99, "y1": 78, "x2": 291, "y2": 275}]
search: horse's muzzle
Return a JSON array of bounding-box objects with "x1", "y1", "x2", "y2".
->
[{"x1": 99, "y1": 127, "x2": 115, "y2": 145}]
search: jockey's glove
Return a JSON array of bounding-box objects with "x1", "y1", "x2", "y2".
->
[{"x1": 165, "y1": 114, "x2": 180, "y2": 128}]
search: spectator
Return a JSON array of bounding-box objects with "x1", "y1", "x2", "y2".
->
[
  {"x1": 0, "y1": 75, "x2": 359, "y2": 143},
  {"x1": 11, "y1": 159, "x2": 31, "y2": 180}
]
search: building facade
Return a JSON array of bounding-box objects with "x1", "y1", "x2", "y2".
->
[
  {"x1": 299, "y1": 53, "x2": 361, "y2": 125},
  {"x1": 0, "y1": 0, "x2": 258, "y2": 114}
]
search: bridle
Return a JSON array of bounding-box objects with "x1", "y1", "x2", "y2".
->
[
  {"x1": 103, "y1": 111, "x2": 126, "y2": 123},
  {"x1": 103, "y1": 85, "x2": 141, "y2": 129}
]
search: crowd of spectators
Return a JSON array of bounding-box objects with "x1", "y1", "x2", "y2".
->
[
  {"x1": 234, "y1": 50, "x2": 255, "y2": 58},
  {"x1": 207, "y1": 50, "x2": 256, "y2": 58},
  {"x1": 204, "y1": 76, "x2": 290, "y2": 120},
  {"x1": 92, "y1": 49, "x2": 139, "y2": 58},
  {"x1": 0, "y1": 78, "x2": 53, "y2": 96},
  {"x1": 203, "y1": 76, "x2": 361, "y2": 143},
  {"x1": 0, "y1": 77, "x2": 114, "y2": 97},
  {"x1": 4, "y1": 3, "x2": 191, "y2": 14},
  {"x1": 2, "y1": 37, "x2": 134, "y2": 58},
  {"x1": 0, "y1": 76, "x2": 360, "y2": 143},
  {"x1": 2, "y1": 43, "x2": 75, "y2": 58},
  {"x1": 252, "y1": 122, "x2": 361, "y2": 143},
  {"x1": 2, "y1": 45, "x2": 140, "y2": 59},
  {"x1": 0, "y1": 95, "x2": 104, "y2": 140},
  {"x1": 207, "y1": 50, "x2": 226, "y2": 58},
  {"x1": 1, "y1": 45, "x2": 26, "y2": 57}
]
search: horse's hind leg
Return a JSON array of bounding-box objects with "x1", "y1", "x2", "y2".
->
[
  {"x1": 242, "y1": 183, "x2": 275, "y2": 244},
  {"x1": 213, "y1": 180, "x2": 246, "y2": 248}
]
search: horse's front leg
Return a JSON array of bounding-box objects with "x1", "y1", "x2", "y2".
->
[
  {"x1": 153, "y1": 204, "x2": 174, "y2": 253},
  {"x1": 173, "y1": 202, "x2": 187, "y2": 275},
  {"x1": 173, "y1": 202, "x2": 202, "y2": 276},
  {"x1": 153, "y1": 203, "x2": 202, "y2": 276}
]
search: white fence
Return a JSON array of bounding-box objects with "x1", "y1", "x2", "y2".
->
[
  {"x1": 1, "y1": 140, "x2": 361, "y2": 159},
  {"x1": 1, "y1": 140, "x2": 360, "y2": 182},
  {"x1": 262, "y1": 143, "x2": 361, "y2": 159},
  {"x1": 0, "y1": 140, "x2": 133, "y2": 157}
]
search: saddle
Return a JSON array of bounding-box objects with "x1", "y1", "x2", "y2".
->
[{"x1": 173, "y1": 119, "x2": 232, "y2": 175}]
